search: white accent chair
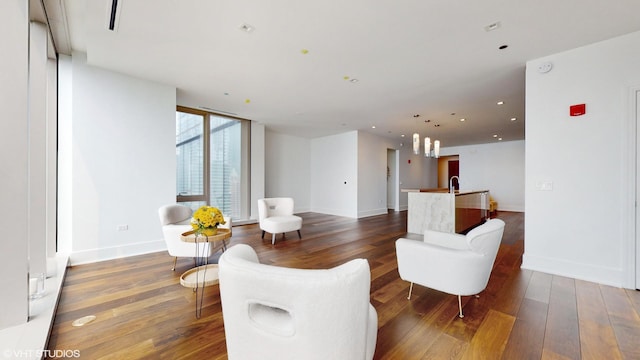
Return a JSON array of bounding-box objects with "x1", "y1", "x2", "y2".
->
[
  {"x1": 257, "y1": 197, "x2": 302, "y2": 245},
  {"x1": 395, "y1": 218, "x2": 505, "y2": 318},
  {"x1": 158, "y1": 204, "x2": 231, "y2": 270},
  {"x1": 218, "y1": 244, "x2": 378, "y2": 360}
]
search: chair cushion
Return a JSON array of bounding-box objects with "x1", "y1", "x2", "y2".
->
[{"x1": 261, "y1": 215, "x2": 302, "y2": 233}]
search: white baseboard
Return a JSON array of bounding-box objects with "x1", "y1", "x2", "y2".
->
[
  {"x1": 69, "y1": 239, "x2": 166, "y2": 266},
  {"x1": 522, "y1": 253, "x2": 625, "y2": 288},
  {"x1": 357, "y1": 208, "x2": 388, "y2": 218}
]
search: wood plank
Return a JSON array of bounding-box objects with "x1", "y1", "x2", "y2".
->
[
  {"x1": 524, "y1": 271, "x2": 553, "y2": 304},
  {"x1": 460, "y1": 309, "x2": 515, "y2": 360},
  {"x1": 599, "y1": 284, "x2": 640, "y2": 359},
  {"x1": 501, "y1": 298, "x2": 548, "y2": 359},
  {"x1": 542, "y1": 276, "x2": 581, "y2": 360},
  {"x1": 421, "y1": 333, "x2": 468, "y2": 360},
  {"x1": 575, "y1": 280, "x2": 623, "y2": 360}
]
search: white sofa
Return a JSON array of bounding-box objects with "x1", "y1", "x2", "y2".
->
[
  {"x1": 395, "y1": 218, "x2": 505, "y2": 318},
  {"x1": 218, "y1": 244, "x2": 378, "y2": 359}
]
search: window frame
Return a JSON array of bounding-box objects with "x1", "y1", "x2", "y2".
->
[{"x1": 175, "y1": 106, "x2": 251, "y2": 220}]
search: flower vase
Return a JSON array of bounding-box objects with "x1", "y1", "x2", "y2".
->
[{"x1": 200, "y1": 227, "x2": 218, "y2": 236}]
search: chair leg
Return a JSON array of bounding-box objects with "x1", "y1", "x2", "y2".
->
[
  {"x1": 458, "y1": 295, "x2": 464, "y2": 318},
  {"x1": 261, "y1": 230, "x2": 265, "y2": 239},
  {"x1": 272, "y1": 233, "x2": 276, "y2": 245},
  {"x1": 171, "y1": 257, "x2": 177, "y2": 271},
  {"x1": 407, "y1": 282, "x2": 414, "y2": 300},
  {"x1": 297, "y1": 230, "x2": 302, "y2": 239}
]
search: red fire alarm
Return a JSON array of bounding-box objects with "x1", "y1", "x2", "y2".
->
[
  {"x1": 570, "y1": 104, "x2": 586, "y2": 116},
  {"x1": 408, "y1": 159, "x2": 411, "y2": 164}
]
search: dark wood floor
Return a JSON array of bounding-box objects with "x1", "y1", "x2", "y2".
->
[{"x1": 47, "y1": 211, "x2": 640, "y2": 359}]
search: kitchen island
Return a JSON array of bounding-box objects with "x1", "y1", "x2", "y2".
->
[{"x1": 403, "y1": 188, "x2": 489, "y2": 234}]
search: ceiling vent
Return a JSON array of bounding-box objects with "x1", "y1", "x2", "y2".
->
[{"x1": 108, "y1": 0, "x2": 121, "y2": 31}]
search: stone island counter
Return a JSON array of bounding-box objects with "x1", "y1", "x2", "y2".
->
[{"x1": 403, "y1": 189, "x2": 490, "y2": 234}]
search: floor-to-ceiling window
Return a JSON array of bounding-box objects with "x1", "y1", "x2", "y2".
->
[{"x1": 175, "y1": 106, "x2": 250, "y2": 221}]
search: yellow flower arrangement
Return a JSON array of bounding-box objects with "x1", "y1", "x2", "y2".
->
[{"x1": 191, "y1": 205, "x2": 226, "y2": 236}]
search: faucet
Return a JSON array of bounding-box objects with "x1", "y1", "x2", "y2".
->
[{"x1": 449, "y1": 176, "x2": 459, "y2": 193}]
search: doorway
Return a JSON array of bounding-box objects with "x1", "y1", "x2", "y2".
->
[
  {"x1": 448, "y1": 160, "x2": 460, "y2": 191},
  {"x1": 387, "y1": 149, "x2": 399, "y2": 211},
  {"x1": 437, "y1": 155, "x2": 460, "y2": 189}
]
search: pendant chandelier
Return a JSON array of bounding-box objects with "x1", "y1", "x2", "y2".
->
[
  {"x1": 411, "y1": 115, "x2": 440, "y2": 158},
  {"x1": 423, "y1": 137, "x2": 440, "y2": 158},
  {"x1": 412, "y1": 133, "x2": 420, "y2": 155}
]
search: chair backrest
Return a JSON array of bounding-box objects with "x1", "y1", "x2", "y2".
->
[
  {"x1": 257, "y1": 197, "x2": 294, "y2": 222},
  {"x1": 158, "y1": 204, "x2": 192, "y2": 226},
  {"x1": 465, "y1": 218, "x2": 505, "y2": 259},
  {"x1": 218, "y1": 244, "x2": 374, "y2": 360}
]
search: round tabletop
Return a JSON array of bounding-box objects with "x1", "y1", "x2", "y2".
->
[
  {"x1": 180, "y1": 264, "x2": 219, "y2": 288},
  {"x1": 181, "y1": 228, "x2": 231, "y2": 243}
]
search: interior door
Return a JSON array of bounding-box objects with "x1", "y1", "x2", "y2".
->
[{"x1": 448, "y1": 160, "x2": 460, "y2": 191}]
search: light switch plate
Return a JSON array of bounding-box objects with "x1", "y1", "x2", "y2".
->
[{"x1": 536, "y1": 181, "x2": 553, "y2": 191}]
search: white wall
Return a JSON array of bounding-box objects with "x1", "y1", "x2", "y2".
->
[
  {"x1": 28, "y1": 21, "x2": 49, "y2": 276},
  {"x1": 357, "y1": 131, "x2": 392, "y2": 217},
  {"x1": 265, "y1": 130, "x2": 311, "y2": 212},
  {"x1": 0, "y1": 0, "x2": 29, "y2": 329},
  {"x1": 310, "y1": 132, "x2": 358, "y2": 217},
  {"x1": 440, "y1": 140, "x2": 525, "y2": 212},
  {"x1": 58, "y1": 53, "x2": 177, "y2": 265},
  {"x1": 250, "y1": 122, "x2": 265, "y2": 221},
  {"x1": 524, "y1": 30, "x2": 640, "y2": 288},
  {"x1": 397, "y1": 138, "x2": 439, "y2": 210}
]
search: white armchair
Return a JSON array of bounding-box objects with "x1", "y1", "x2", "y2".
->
[
  {"x1": 395, "y1": 218, "x2": 505, "y2": 318},
  {"x1": 257, "y1": 197, "x2": 302, "y2": 245},
  {"x1": 218, "y1": 244, "x2": 378, "y2": 360},
  {"x1": 158, "y1": 204, "x2": 231, "y2": 270}
]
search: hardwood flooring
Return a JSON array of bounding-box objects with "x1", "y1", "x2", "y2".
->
[{"x1": 47, "y1": 211, "x2": 640, "y2": 359}]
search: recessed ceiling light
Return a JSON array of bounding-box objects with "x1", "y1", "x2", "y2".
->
[
  {"x1": 484, "y1": 22, "x2": 501, "y2": 32},
  {"x1": 401, "y1": 134, "x2": 405, "y2": 137},
  {"x1": 460, "y1": 118, "x2": 465, "y2": 122},
  {"x1": 499, "y1": 45, "x2": 508, "y2": 50},
  {"x1": 413, "y1": 114, "x2": 420, "y2": 118},
  {"x1": 498, "y1": 137, "x2": 503, "y2": 141},
  {"x1": 493, "y1": 134, "x2": 498, "y2": 138},
  {"x1": 371, "y1": 125, "x2": 376, "y2": 129},
  {"x1": 239, "y1": 23, "x2": 255, "y2": 33},
  {"x1": 350, "y1": 78, "x2": 359, "y2": 83},
  {"x1": 511, "y1": 117, "x2": 517, "y2": 121},
  {"x1": 497, "y1": 101, "x2": 504, "y2": 105}
]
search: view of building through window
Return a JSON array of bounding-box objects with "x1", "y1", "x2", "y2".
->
[{"x1": 175, "y1": 108, "x2": 246, "y2": 220}]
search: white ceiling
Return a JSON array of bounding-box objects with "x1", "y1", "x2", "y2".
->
[{"x1": 44, "y1": 0, "x2": 640, "y2": 147}]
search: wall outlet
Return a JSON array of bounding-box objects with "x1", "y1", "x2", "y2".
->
[{"x1": 116, "y1": 224, "x2": 128, "y2": 231}]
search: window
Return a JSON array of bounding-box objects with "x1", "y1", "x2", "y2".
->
[{"x1": 175, "y1": 106, "x2": 250, "y2": 220}]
